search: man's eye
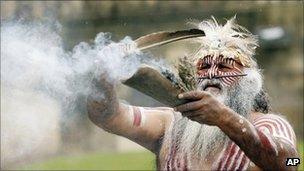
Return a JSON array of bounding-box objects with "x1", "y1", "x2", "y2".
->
[
  {"x1": 218, "y1": 64, "x2": 231, "y2": 69},
  {"x1": 201, "y1": 64, "x2": 211, "y2": 69}
]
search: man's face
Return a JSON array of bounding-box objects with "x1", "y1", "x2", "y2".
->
[
  {"x1": 173, "y1": 55, "x2": 262, "y2": 157},
  {"x1": 196, "y1": 55, "x2": 245, "y2": 96},
  {"x1": 194, "y1": 54, "x2": 262, "y2": 118}
]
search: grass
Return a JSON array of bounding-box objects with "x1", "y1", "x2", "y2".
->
[
  {"x1": 19, "y1": 141, "x2": 303, "y2": 170},
  {"x1": 20, "y1": 151, "x2": 156, "y2": 170},
  {"x1": 298, "y1": 141, "x2": 304, "y2": 171}
]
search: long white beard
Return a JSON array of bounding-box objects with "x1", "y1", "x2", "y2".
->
[
  {"x1": 170, "y1": 68, "x2": 263, "y2": 160},
  {"x1": 179, "y1": 119, "x2": 226, "y2": 158}
]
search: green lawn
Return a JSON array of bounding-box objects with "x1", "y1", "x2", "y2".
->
[
  {"x1": 298, "y1": 141, "x2": 304, "y2": 171},
  {"x1": 21, "y1": 151, "x2": 156, "y2": 170},
  {"x1": 19, "y1": 141, "x2": 303, "y2": 170}
]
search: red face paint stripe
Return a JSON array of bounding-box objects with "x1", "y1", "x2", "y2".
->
[
  {"x1": 212, "y1": 65, "x2": 218, "y2": 78},
  {"x1": 225, "y1": 58, "x2": 229, "y2": 64},
  {"x1": 223, "y1": 75, "x2": 236, "y2": 85},
  {"x1": 222, "y1": 78, "x2": 231, "y2": 86},
  {"x1": 235, "y1": 66, "x2": 242, "y2": 72},
  {"x1": 220, "y1": 73, "x2": 231, "y2": 86},
  {"x1": 198, "y1": 56, "x2": 245, "y2": 87},
  {"x1": 229, "y1": 59, "x2": 233, "y2": 65},
  {"x1": 221, "y1": 79, "x2": 229, "y2": 86},
  {"x1": 224, "y1": 75, "x2": 236, "y2": 83}
]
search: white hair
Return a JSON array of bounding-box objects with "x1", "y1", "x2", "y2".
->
[{"x1": 190, "y1": 16, "x2": 259, "y2": 67}]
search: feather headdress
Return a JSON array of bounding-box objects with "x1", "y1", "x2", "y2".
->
[{"x1": 190, "y1": 16, "x2": 259, "y2": 67}]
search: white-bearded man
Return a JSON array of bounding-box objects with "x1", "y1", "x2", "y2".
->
[{"x1": 87, "y1": 17, "x2": 299, "y2": 170}]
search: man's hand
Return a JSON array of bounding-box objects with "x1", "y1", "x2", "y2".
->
[
  {"x1": 174, "y1": 90, "x2": 228, "y2": 126},
  {"x1": 87, "y1": 73, "x2": 119, "y2": 128}
]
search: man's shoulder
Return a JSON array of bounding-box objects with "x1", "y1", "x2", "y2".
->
[
  {"x1": 252, "y1": 113, "x2": 291, "y2": 125},
  {"x1": 251, "y1": 113, "x2": 296, "y2": 146}
]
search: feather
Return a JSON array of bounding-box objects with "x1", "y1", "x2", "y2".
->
[{"x1": 135, "y1": 29, "x2": 205, "y2": 51}]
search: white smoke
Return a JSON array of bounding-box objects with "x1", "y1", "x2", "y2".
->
[
  {"x1": 0, "y1": 21, "x2": 165, "y2": 167},
  {"x1": 1, "y1": 21, "x2": 148, "y2": 103}
]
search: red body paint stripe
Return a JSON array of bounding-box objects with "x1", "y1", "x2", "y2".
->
[
  {"x1": 132, "y1": 107, "x2": 141, "y2": 127},
  {"x1": 211, "y1": 115, "x2": 295, "y2": 171},
  {"x1": 238, "y1": 153, "x2": 249, "y2": 170},
  {"x1": 272, "y1": 117, "x2": 292, "y2": 140},
  {"x1": 170, "y1": 144, "x2": 177, "y2": 170},
  {"x1": 221, "y1": 144, "x2": 238, "y2": 170},
  {"x1": 257, "y1": 129, "x2": 276, "y2": 152},
  {"x1": 216, "y1": 141, "x2": 234, "y2": 170},
  {"x1": 255, "y1": 124, "x2": 274, "y2": 134},
  {"x1": 255, "y1": 119, "x2": 288, "y2": 139},
  {"x1": 281, "y1": 119, "x2": 294, "y2": 140},
  {"x1": 229, "y1": 147, "x2": 243, "y2": 170},
  {"x1": 255, "y1": 120, "x2": 280, "y2": 135},
  {"x1": 255, "y1": 117, "x2": 295, "y2": 145}
]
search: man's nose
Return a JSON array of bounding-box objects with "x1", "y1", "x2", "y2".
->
[{"x1": 207, "y1": 65, "x2": 218, "y2": 79}]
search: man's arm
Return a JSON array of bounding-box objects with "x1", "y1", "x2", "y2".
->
[
  {"x1": 87, "y1": 76, "x2": 173, "y2": 153},
  {"x1": 218, "y1": 110, "x2": 298, "y2": 170},
  {"x1": 175, "y1": 91, "x2": 299, "y2": 170}
]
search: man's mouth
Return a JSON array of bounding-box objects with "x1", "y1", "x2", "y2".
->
[{"x1": 203, "y1": 83, "x2": 222, "y2": 93}]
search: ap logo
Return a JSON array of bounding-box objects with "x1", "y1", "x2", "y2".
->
[{"x1": 286, "y1": 158, "x2": 300, "y2": 166}]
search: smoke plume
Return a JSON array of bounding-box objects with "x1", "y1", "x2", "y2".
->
[{"x1": 0, "y1": 20, "x2": 165, "y2": 167}]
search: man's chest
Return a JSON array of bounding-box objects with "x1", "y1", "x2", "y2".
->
[
  {"x1": 157, "y1": 139, "x2": 259, "y2": 171},
  {"x1": 157, "y1": 142, "x2": 223, "y2": 170}
]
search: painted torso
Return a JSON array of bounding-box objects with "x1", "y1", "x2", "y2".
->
[{"x1": 157, "y1": 112, "x2": 296, "y2": 171}]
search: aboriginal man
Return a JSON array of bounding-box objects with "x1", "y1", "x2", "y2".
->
[{"x1": 87, "y1": 17, "x2": 299, "y2": 170}]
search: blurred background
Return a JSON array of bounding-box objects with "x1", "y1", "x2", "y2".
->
[{"x1": 1, "y1": 1, "x2": 303, "y2": 170}]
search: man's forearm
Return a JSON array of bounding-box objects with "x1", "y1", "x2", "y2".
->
[{"x1": 218, "y1": 108, "x2": 297, "y2": 170}]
